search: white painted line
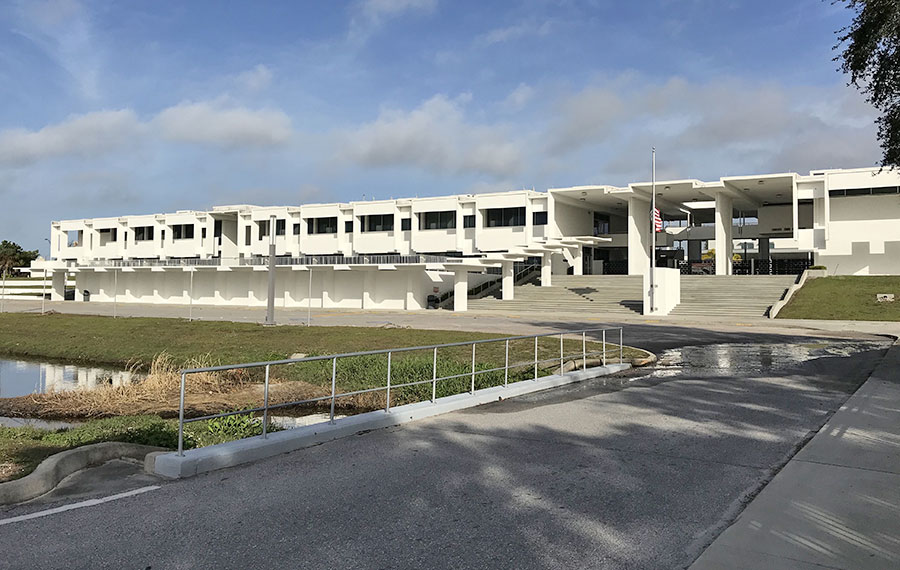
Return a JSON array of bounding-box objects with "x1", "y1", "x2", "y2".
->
[{"x1": 0, "y1": 485, "x2": 160, "y2": 526}]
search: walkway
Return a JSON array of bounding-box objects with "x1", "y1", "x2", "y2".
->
[{"x1": 691, "y1": 340, "x2": 900, "y2": 569}]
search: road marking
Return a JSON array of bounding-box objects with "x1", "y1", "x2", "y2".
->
[{"x1": 0, "y1": 485, "x2": 160, "y2": 526}]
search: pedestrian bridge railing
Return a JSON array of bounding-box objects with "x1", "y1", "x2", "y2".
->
[{"x1": 176, "y1": 326, "x2": 625, "y2": 455}]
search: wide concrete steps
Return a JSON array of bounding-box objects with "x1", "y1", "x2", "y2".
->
[
  {"x1": 668, "y1": 276, "x2": 795, "y2": 318},
  {"x1": 468, "y1": 276, "x2": 644, "y2": 314}
]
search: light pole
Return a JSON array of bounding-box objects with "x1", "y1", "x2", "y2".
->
[
  {"x1": 649, "y1": 147, "x2": 656, "y2": 313},
  {"x1": 264, "y1": 214, "x2": 277, "y2": 326}
]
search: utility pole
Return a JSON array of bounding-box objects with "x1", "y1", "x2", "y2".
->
[
  {"x1": 649, "y1": 147, "x2": 656, "y2": 313},
  {"x1": 264, "y1": 214, "x2": 277, "y2": 326}
]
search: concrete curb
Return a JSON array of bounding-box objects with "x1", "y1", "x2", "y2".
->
[
  {"x1": 0, "y1": 442, "x2": 164, "y2": 505},
  {"x1": 154, "y1": 362, "x2": 632, "y2": 479}
]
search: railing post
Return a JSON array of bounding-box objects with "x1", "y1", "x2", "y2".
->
[
  {"x1": 329, "y1": 357, "x2": 337, "y2": 423},
  {"x1": 177, "y1": 371, "x2": 186, "y2": 456},
  {"x1": 559, "y1": 333, "x2": 564, "y2": 374},
  {"x1": 504, "y1": 339, "x2": 509, "y2": 387},
  {"x1": 619, "y1": 328, "x2": 623, "y2": 364},
  {"x1": 533, "y1": 336, "x2": 538, "y2": 380},
  {"x1": 470, "y1": 343, "x2": 476, "y2": 394},
  {"x1": 582, "y1": 331, "x2": 586, "y2": 370},
  {"x1": 386, "y1": 351, "x2": 392, "y2": 411},
  {"x1": 262, "y1": 364, "x2": 270, "y2": 438},
  {"x1": 432, "y1": 347, "x2": 437, "y2": 403},
  {"x1": 602, "y1": 329, "x2": 607, "y2": 366}
]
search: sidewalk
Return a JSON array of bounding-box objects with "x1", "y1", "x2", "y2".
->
[{"x1": 690, "y1": 340, "x2": 900, "y2": 569}]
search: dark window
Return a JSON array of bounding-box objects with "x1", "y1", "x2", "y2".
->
[
  {"x1": 161, "y1": 229, "x2": 166, "y2": 242},
  {"x1": 245, "y1": 226, "x2": 251, "y2": 246},
  {"x1": 485, "y1": 207, "x2": 525, "y2": 227},
  {"x1": 532, "y1": 211, "x2": 548, "y2": 226},
  {"x1": 363, "y1": 214, "x2": 394, "y2": 232},
  {"x1": 593, "y1": 212, "x2": 610, "y2": 235},
  {"x1": 345, "y1": 220, "x2": 353, "y2": 233},
  {"x1": 845, "y1": 188, "x2": 871, "y2": 196},
  {"x1": 463, "y1": 215, "x2": 476, "y2": 228},
  {"x1": 307, "y1": 217, "x2": 338, "y2": 234},
  {"x1": 201, "y1": 228, "x2": 207, "y2": 239},
  {"x1": 134, "y1": 226, "x2": 154, "y2": 241},
  {"x1": 872, "y1": 186, "x2": 900, "y2": 195},
  {"x1": 401, "y1": 218, "x2": 412, "y2": 231},
  {"x1": 172, "y1": 224, "x2": 194, "y2": 240},
  {"x1": 420, "y1": 210, "x2": 455, "y2": 230},
  {"x1": 214, "y1": 220, "x2": 222, "y2": 238},
  {"x1": 293, "y1": 223, "x2": 301, "y2": 236},
  {"x1": 275, "y1": 219, "x2": 286, "y2": 236}
]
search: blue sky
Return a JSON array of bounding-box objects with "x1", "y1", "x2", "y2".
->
[{"x1": 0, "y1": 0, "x2": 879, "y2": 251}]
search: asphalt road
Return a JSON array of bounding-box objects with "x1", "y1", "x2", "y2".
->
[{"x1": 0, "y1": 336, "x2": 890, "y2": 569}]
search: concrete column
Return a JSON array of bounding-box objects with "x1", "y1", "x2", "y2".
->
[
  {"x1": 501, "y1": 260, "x2": 514, "y2": 300},
  {"x1": 628, "y1": 197, "x2": 651, "y2": 276},
  {"x1": 758, "y1": 238, "x2": 770, "y2": 258},
  {"x1": 322, "y1": 270, "x2": 335, "y2": 308},
  {"x1": 51, "y1": 270, "x2": 66, "y2": 301},
  {"x1": 573, "y1": 247, "x2": 584, "y2": 275},
  {"x1": 540, "y1": 253, "x2": 552, "y2": 287},
  {"x1": 404, "y1": 270, "x2": 421, "y2": 310},
  {"x1": 714, "y1": 193, "x2": 734, "y2": 275},
  {"x1": 362, "y1": 270, "x2": 374, "y2": 309},
  {"x1": 74, "y1": 272, "x2": 86, "y2": 302},
  {"x1": 453, "y1": 270, "x2": 468, "y2": 312},
  {"x1": 687, "y1": 240, "x2": 702, "y2": 262}
]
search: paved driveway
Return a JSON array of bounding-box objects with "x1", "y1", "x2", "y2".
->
[{"x1": 0, "y1": 338, "x2": 890, "y2": 569}]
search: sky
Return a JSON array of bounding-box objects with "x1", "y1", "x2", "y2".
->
[{"x1": 0, "y1": 0, "x2": 880, "y2": 251}]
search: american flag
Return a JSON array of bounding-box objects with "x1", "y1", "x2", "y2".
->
[{"x1": 653, "y1": 207, "x2": 663, "y2": 232}]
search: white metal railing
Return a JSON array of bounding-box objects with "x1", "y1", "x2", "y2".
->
[
  {"x1": 176, "y1": 327, "x2": 625, "y2": 455},
  {"x1": 80, "y1": 254, "x2": 461, "y2": 268}
]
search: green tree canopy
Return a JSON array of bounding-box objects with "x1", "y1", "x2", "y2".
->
[
  {"x1": 835, "y1": 0, "x2": 900, "y2": 168},
  {"x1": 0, "y1": 241, "x2": 39, "y2": 276}
]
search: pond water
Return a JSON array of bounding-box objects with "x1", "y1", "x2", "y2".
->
[{"x1": 0, "y1": 358, "x2": 136, "y2": 399}]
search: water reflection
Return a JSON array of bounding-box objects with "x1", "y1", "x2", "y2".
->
[{"x1": 0, "y1": 359, "x2": 135, "y2": 399}]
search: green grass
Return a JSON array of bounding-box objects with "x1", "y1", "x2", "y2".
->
[
  {"x1": 0, "y1": 415, "x2": 179, "y2": 482},
  {"x1": 777, "y1": 276, "x2": 900, "y2": 321},
  {"x1": 0, "y1": 312, "x2": 636, "y2": 371},
  {"x1": 0, "y1": 413, "x2": 284, "y2": 482}
]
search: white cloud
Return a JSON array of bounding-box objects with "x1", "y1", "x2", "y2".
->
[
  {"x1": 154, "y1": 101, "x2": 292, "y2": 148},
  {"x1": 476, "y1": 20, "x2": 552, "y2": 46},
  {"x1": 0, "y1": 109, "x2": 142, "y2": 166},
  {"x1": 502, "y1": 83, "x2": 534, "y2": 112},
  {"x1": 234, "y1": 64, "x2": 273, "y2": 93},
  {"x1": 349, "y1": 0, "x2": 437, "y2": 41},
  {"x1": 341, "y1": 94, "x2": 522, "y2": 177},
  {"x1": 17, "y1": 0, "x2": 102, "y2": 100}
]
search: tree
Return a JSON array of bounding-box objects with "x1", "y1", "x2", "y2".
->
[
  {"x1": 834, "y1": 0, "x2": 900, "y2": 168},
  {"x1": 0, "y1": 241, "x2": 39, "y2": 276}
]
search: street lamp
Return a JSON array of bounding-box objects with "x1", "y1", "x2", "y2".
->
[{"x1": 264, "y1": 214, "x2": 277, "y2": 326}]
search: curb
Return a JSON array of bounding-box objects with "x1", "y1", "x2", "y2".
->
[
  {"x1": 154, "y1": 362, "x2": 632, "y2": 479},
  {"x1": 0, "y1": 442, "x2": 165, "y2": 505}
]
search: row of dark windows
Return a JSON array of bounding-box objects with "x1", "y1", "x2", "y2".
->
[{"x1": 829, "y1": 186, "x2": 900, "y2": 197}]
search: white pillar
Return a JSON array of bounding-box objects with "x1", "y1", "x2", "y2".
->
[
  {"x1": 453, "y1": 270, "x2": 468, "y2": 312},
  {"x1": 501, "y1": 260, "x2": 514, "y2": 300},
  {"x1": 362, "y1": 270, "x2": 374, "y2": 309},
  {"x1": 404, "y1": 270, "x2": 421, "y2": 310},
  {"x1": 715, "y1": 193, "x2": 734, "y2": 275},
  {"x1": 540, "y1": 254, "x2": 552, "y2": 287},
  {"x1": 51, "y1": 270, "x2": 66, "y2": 301},
  {"x1": 573, "y1": 247, "x2": 584, "y2": 275},
  {"x1": 628, "y1": 196, "x2": 651, "y2": 276},
  {"x1": 322, "y1": 269, "x2": 335, "y2": 308}
]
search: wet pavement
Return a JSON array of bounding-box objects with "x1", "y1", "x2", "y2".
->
[{"x1": 0, "y1": 336, "x2": 890, "y2": 569}]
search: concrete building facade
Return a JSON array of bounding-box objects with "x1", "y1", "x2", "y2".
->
[{"x1": 30, "y1": 166, "x2": 900, "y2": 311}]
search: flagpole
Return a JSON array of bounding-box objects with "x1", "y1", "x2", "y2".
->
[{"x1": 650, "y1": 147, "x2": 656, "y2": 313}]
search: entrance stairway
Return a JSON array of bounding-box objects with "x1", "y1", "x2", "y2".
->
[
  {"x1": 668, "y1": 275, "x2": 795, "y2": 318},
  {"x1": 467, "y1": 275, "x2": 644, "y2": 315}
]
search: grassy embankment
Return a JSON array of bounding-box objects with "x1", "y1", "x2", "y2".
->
[
  {"x1": 777, "y1": 276, "x2": 900, "y2": 321},
  {"x1": 0, "y1": 313, "x2": 642, "y2": 481}
]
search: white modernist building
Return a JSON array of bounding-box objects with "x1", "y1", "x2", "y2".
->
[{"x1": 30, "y1": 166, "x2": 900, "y2": 312}]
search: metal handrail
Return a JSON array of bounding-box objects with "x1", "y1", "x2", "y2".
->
[{"x1": 176, "y1": 326, "x2": 625, "y2": 455}]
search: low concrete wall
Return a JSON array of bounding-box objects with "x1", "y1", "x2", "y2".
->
[
  {"x1": 153, "y1": 362, "x2": 632, "y2": 479},
  {"x1": 643, "y1": 267, "x2": 681, "y2": 316},
  {"x1": 0, "y1": 442, "x2": 163, "y2": 505},
  {"x1": 769, "y1": 270, "x2": 810, "y2": 319}
]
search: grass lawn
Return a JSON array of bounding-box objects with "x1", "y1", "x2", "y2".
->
[{"x1": 777, "y1": 276, "x2": 900, "y2": 321}]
